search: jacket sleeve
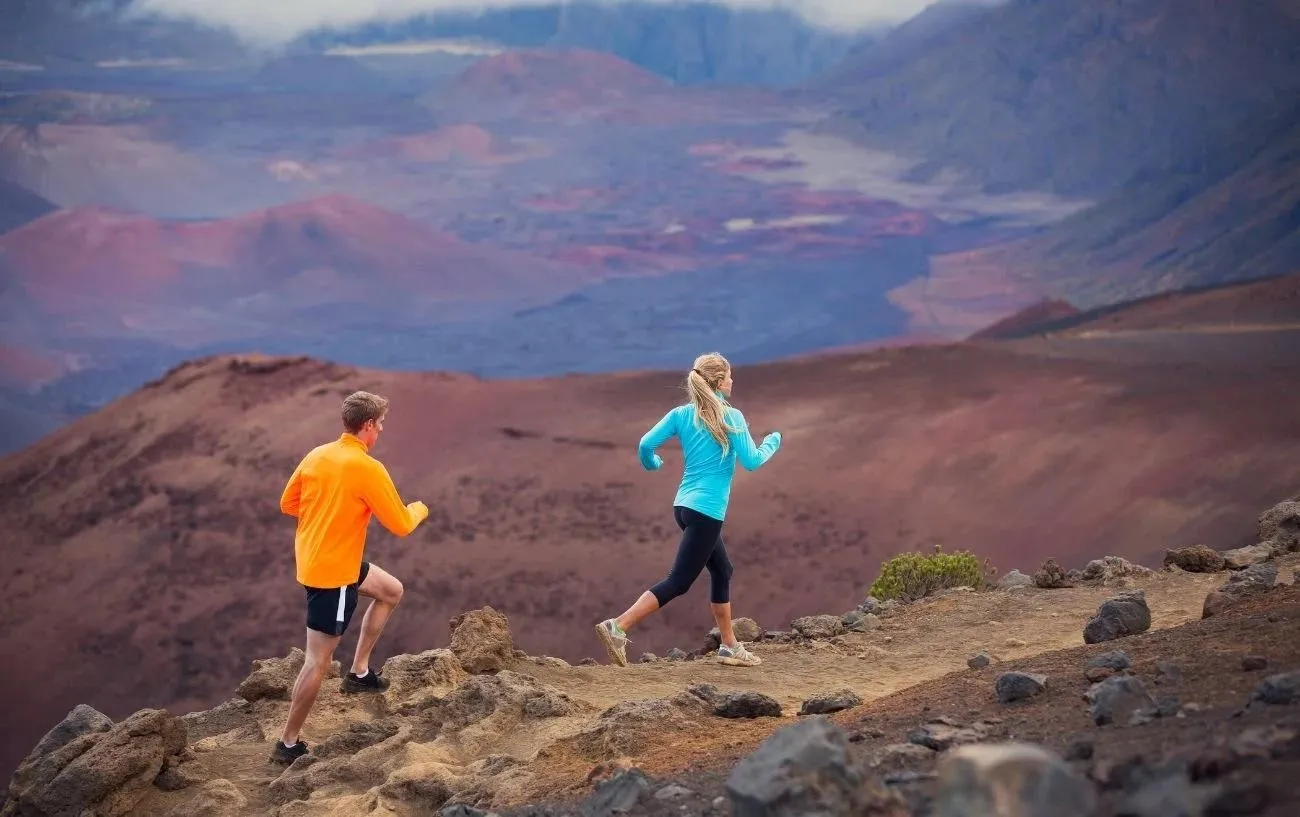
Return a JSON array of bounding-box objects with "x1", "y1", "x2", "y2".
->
[
  {"x1": 726, "y1": 408, "x2": 781, "y2": 471},
  {"x1": 359, "y1": 460, "x2": 429, "y2": 536},
  {"x1": 637, "y1": 408, "x2": 678, "y2": 470},
  {"x1": 280, "y1": 462, "x2": 303, "y2": 517}
]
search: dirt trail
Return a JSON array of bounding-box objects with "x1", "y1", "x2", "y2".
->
[{"x1": 114, "y1": 561, "x2": 1276, "y2": 816}]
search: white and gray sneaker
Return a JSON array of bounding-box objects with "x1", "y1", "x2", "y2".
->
[
  {"x1": 594, "y1": 619, "x2": 630, "y2": 667},
  {"x1": 717, "y1": 642, "x2": 762, "y2": 667}
]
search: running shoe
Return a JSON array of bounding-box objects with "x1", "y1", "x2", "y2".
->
[
  {"x1": 717, "y1": 642, "x2": 762, "y2": 667},
  {"x1": 594, "y1": 619, "x2": 630, "y2": 667}
]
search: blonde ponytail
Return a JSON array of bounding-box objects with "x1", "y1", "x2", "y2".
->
[{"x1": 685, "y1": 353, "x2": 737, "y2": 451}]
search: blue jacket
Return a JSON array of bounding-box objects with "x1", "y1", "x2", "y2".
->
[{"x1": 637, "y1": 400, "x2": 781, "y2": 521}]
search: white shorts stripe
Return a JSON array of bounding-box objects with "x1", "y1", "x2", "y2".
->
[{"x1": 335, "y1": 587, "x2": 347, "y2": 622}]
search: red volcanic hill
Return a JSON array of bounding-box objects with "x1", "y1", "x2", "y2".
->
[
  {"x1": 453, "y1": 47, "x2": 668, "y2": 99},
  {"x1": 427, "y1": 48, "x2": 674, "y2": 120},
  {"x1": 2, "y1": 282, "x2": 1299, "y2": 775},
  {"x1": 0, "y1": 193, "x2": 594, "y2": 331}
]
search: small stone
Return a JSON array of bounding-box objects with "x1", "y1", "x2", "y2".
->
[
  {"x1": 798, "y1": 690, "x2": 863, "y2": 716},
  {"x1": 1155, "y1": 662, "x2": 1182, "y2": 683},
  {"x1": 1251, "y1": 670, "x2": 1300, "y2": 706},
  {"x1": 872, "y1": 743, "x2": 938, "y2": 766},
  {"x1": 1087, "y1": 674, "x2": 1156, "y2": 726},
  {"x1": 716, "y1": 691, "x2": 783, "y2": 719},
  {"x1": 1005, "y1": 638, "x2": 1027, "y2": 648},
  {"x1": 994, "y1": 671, "x2": 1047, "y2": 703},
  {"x1": 580, "y1": 768, "x2": 650, "y2": 816},
  {"x1": 1085, "y1": 666, "x2": 1115, "y2": 683},
  {"x1": 1086, "y1": 651, "x2": 1131, "y2": 671},
  {"x1": 712, "y1": 796, "x2": 727, "y2": 811},
  {"x1": 968, "y1": 652, "x2": 992, "y2": 670},
  {"x1": 639, "y1": 652, "x2": 659, "y2": 663},
  {"x1": 1230, "y1": 724, "x2": 1300, "y2": 760},
  {"x1": 1083, "y1": 590, "x2": 1151, "y2": 643},
  {"x1": 655, "y1": 784, "x2": 695, "y2": 801},
  {"x1": 907, "y1": 721, "x2": 987, "y2": 751},
  {"x1": 1064, "y1": 740, "x2": 1094, "y2": 761},
  {"x1": 1033, "y1": 558, "x2": 1072, "y2": 589},
  {"x1": 857, "y1": 596, "x2": 883, "y2": 615},
  {"x1": 1242, "y1": 655, "x2": 1268, "y2": 671},
  {"x1": 841, "y1": 611, "x2": 881, "y2": 632},
  {"x1": 934, "y1": 742, "x2": 1097, "y2": 817},
  {"x1": 666, "y1": 648, "x2": 688, "y2": 661},
  {"x1": 996, "y1": 569, "x2": 1035, "y2": 589}
]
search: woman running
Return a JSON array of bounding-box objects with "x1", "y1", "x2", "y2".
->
[{"x1": 595, "y1": 352, "x2": 782, "y2": 668}]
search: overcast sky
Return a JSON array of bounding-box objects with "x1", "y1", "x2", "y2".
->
[{"x1": 126, "y1": 0, "x2": 950, "y2": 45}]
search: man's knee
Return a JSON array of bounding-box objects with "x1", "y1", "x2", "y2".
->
[{"x1": 362, "y1": 564, "x2": 404, "y2": 606}]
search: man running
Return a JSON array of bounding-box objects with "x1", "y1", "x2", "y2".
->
[{"x1": 271, "y1": 390, "x2": 429, "y2": 765}]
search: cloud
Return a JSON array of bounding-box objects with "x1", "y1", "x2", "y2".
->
[{"x1": 125, "y1": 0, "x2": 945, "y2": 46}]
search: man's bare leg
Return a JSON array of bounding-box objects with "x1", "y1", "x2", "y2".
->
[
  {"x1": 280, "y1": 629, "x2": 340, "y2": 746},
  {"x1": 350, "y1": 563, "x2": 404, "y2": 676}
]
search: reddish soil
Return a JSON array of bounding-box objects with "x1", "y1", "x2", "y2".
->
[{"x1": 1, "y1": 312, "x2": 1299, "y2": 778}]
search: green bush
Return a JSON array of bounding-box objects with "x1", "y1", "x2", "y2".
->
[{"x1": 868, "y1": 544, "x2": 990, "y2": 602}]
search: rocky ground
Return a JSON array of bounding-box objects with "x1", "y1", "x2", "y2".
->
[{"x1": 4, "y1": 499, "x2": 1297, "y2": 817}]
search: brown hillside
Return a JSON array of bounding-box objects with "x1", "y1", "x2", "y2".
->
[
  {"x1": 2, "y1": 323, "x2": 1300, "y2": 777},
  {"x1": 966, "y1": 271, "x2": 1300, "y2": 340}
]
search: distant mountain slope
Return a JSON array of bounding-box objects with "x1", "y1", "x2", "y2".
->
[
  {"x1": 816, "y1": 0, "x2": 1300, "y2": 197},
  {"x1": 301, "y1": 0, "x2": 866, "y2": 86},
  {"x1": 916, "y1": 100, "x2": 1300, "y2": 321}
]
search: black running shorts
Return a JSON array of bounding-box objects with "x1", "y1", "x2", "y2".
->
[{"x1": 304, "y1": 561, "x2": 371, "y2": 636}]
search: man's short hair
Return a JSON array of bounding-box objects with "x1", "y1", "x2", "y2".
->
[{"x1": 341, "y1": 390, "x2": 389, "y2": 433}]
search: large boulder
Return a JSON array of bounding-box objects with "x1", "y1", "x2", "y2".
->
[
  {"x1": 449, "y1": 607, "x2": 515, "y2": 674},
  {"x1": 934, "y1": 742, "x2": 1097, "y2": 817},
  {"x1": 1083, "y1": 590, "x2": 1151, "y2": 643},
  {"x1": 725, "y1": 717, "x2": 903, "y2": 817},
  {"x1": 382, "y1": 648, "x2": 470, "y2": 711},
  {"x1": 1220, "y1": 543, "x2": 1274, "y2": 569},
  {"x1": 1162, "y1": 545, "x2": 1225, "y2": 573},
  {"x1": 3, "y1": 708, "x2": 186, "y2": 817},
  {"x1": 1032, "y1": 559, "x2": 1072, "y2": 589},
  {"x1": 1202, "y1": 561, "x2": 1278, "y2": 618},
  {"x1": 1259, "y1": 499, "x2": 1300, "y2": 554},
  {"x1": 235, "y1": 648, "x2": 340, "y2": 702},
  {"x1": 1079, "y1": 556, "x2": 1154, "y2": 587},
  {"x1": 791, "y1": 615, "x2": 845, "y2": 640}
]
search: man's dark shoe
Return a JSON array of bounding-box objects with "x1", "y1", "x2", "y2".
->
[
  {"x1": 270, "y1": 739, "x2": 308, "y2": 765},
  {"x1": 341, "y1": 669, "x2": 389, "y2": 693}
]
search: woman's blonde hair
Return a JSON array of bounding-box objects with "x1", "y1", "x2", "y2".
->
[{"x1": 686, "y1": 352, "x2": 738, "y2": 450}]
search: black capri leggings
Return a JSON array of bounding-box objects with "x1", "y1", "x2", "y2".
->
[{"x1": 649, "y1": 505, "x2": 734, "y2": 606}]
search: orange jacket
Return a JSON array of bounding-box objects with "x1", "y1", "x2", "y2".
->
[{"x1": 280, "y1": 433, "x2": 428, "y2": 588}]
